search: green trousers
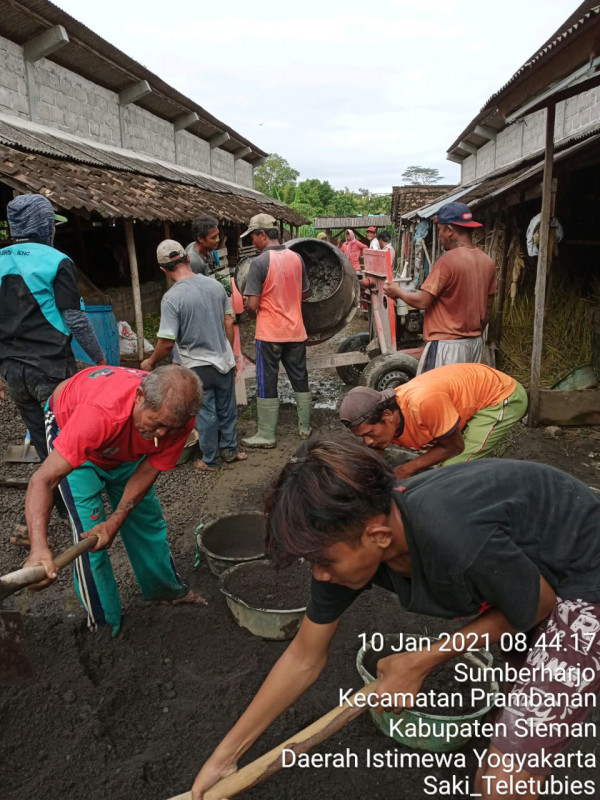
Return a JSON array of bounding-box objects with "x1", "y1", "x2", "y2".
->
[
  {"x1": 443, "y1": 382, "x2": 528, "y2": 466},
  {"x1": 58, "y1": 458, "x2": 187, "y2": 635}
]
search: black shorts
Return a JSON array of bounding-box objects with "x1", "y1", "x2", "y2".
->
[{"x1": 255, "y1": 340, "x2": 308, "y2": 398}]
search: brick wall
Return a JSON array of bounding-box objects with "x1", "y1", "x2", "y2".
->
[
  {"x1": 458, "y1": 86, "x2": 600, "y2": 185},
  {"x1": 176, "y1": 129, "x2": 211, "y2": 172},
  {"x1": 34, "y1": 58, "x2": 120, "y2": 145},
  {"x1": 0, "y1": 33, "x2": 256, "y2": 188},
  {"x1": 0, "y1": 38, "x2": 29, "y2": 118}
]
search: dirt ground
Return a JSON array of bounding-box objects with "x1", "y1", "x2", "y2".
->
[{"x1": 2, "y1": 317, "x2": 600, "y2": 800}]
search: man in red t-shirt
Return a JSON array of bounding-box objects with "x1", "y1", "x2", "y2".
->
[
  {"x1": 23, "y1": 364, "x2": 204, "y2": 634},
  {"x1": 384, "y1": 202, "x2": 496, "y2": 373},
  {"x1": 241, "y1": 214, "x2": 311, "y2": 448}
]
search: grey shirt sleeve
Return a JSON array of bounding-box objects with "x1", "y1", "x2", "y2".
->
[
  {"x1": 157, "y1": 296, "x2": 179, "y2": 341},
  {"x1": 244, "y1": 252, "x2": 270, "y2": 296},
  {"x1": 62, "y1": 308, "x2": 105, "y2": 363}
]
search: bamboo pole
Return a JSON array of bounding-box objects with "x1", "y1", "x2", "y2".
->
[
  {"x1": 528, "y1": 104, "x2": 556, "y2": 426},
  {"x1": 124, "y1": 219, "x2": 145, "y2": 363},
  {"x1": 492, "y1": 215, "x2": 513, "y2": 357}
]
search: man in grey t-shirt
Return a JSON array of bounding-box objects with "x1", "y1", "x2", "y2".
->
[
  {"x1": 141, "y1": 240, "x2": 246, "y2": 470},
  {"x1": 185, "y1": 214, "x2": 220, "y2": 276}
]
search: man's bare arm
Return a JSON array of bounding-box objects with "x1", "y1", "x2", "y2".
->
[{"x1": 383, "y1": 281, "x2": 436, "y2": 310}]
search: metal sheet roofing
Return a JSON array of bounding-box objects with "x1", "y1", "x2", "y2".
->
[
  {"x1": 0, "y1": 142, "x2": 308, "y2": 225},
  {"x1": 0, "y1": 0, "x2": 267, "y2": 159}
]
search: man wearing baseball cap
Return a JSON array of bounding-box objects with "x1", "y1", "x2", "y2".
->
[
  {"x1": 366, "y1": 226, "x2": 380, "y2": 249},
  {"x1": 240, "y1": 214, "x2": 311, "y2": 448},
  {"x1": 384, "y1": 202, "x2": 496, "y2": 373},
  {"x1": 339, "y1": 362, "x2": 527, "y2": 478},
  {"x1": 141, "y1": 240, "x2": 246, "y2": 470}
]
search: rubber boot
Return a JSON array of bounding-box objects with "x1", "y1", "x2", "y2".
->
[
  {"x1": 241, "y1": 397, "x2": 279, "y2": 449},
  {"x1": 295, "y1": 392, "x2": 312, "y2": 440}
]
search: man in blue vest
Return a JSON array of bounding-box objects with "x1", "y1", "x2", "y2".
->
[{"x1": 0, "y1": 194, "x2": 106, "y2": 521}]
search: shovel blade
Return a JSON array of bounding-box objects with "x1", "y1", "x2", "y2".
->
[
  {"x1": 0, "y1": 610, "x2": 33, "y2": 684},
  {"x1": 3, "y1": 443, "x2": 40, "y2": 463}
]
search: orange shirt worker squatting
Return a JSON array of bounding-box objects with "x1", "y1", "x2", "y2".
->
[{"x1": 339, "y1": 363, "x2": 527, "y2": 478}]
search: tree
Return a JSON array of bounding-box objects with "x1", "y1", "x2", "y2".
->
[
  {"x1": 401, "y1": 166, "x2": 444, "y2": 185},
  {"x1": 254, "y1": 154, "x2": 299, "y2": 199}
]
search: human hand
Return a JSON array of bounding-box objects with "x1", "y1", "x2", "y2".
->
[
  {"x1": 383, "y1": 281, "x2": 401, "y2": 299},
  {"x1": 191, "y1": 757, "x2": 238, "y2": 800},
  {"x1": 23, "y1": 546, "x2": 58, "y2": 589},
  {"x1": 140, "y1": 358, "x2": 154, "y2": 371},
  {"x1": 0, "y1": 380, "x2": 5, "y2": 403},
  {"x1": 97, "y1": 358, "x2": 108, "y2": 366},
  {"x1": 82, "y1": 522, "x2": 116, "y2": 551},
  {"x1": 394, "y1": 462, "x2": 416, "y2": 480},
  {"x1": 374, "y1": 650, "x2": 429, "y2": 714}
]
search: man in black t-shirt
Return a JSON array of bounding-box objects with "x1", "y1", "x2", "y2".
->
[{"x1": 191, "y1": 437, "x2": 600, "y2": 800}]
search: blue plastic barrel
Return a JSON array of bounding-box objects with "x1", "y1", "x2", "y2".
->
[{"x1": 71, "y1": 304, "x2": 120, "y2": 366}]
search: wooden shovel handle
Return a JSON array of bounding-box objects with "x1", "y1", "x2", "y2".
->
[
  {"x1": 167, "y1": 678, "x2": 380, "y2": 800},
  {"x1": 0, "y1": 536, "x2": 98, "y2": 601}
]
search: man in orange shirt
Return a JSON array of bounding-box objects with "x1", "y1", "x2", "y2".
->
[
  {"x1": 339, "y1": 363, "x2": 527, "y2": 477},
  {"x1": 384, "y1": 202, "x2": 496, "y2": 374},
  {"x1": 242, "y1": 214, "x2": 311, "y2": 448}
]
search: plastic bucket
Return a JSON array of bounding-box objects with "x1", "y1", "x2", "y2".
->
[
  {"x1": 71, "y1": 304, "x2": 120, "y2": 366},
  {"x1": 356, "y1": 634, "x2": 499, "y2": 752},
  {"x1": 197, "y1": 512, "x2": 266, "y2": 576},
  {"x1": 220, "y1": 559, "x2": 307, "y2": 640}
]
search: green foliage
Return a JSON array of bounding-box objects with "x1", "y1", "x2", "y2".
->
[
  {"x1": 401, "y1": 165, "x2": 444, "y2": 185},
  {"x1": 254, "y1": 154, "x2": 299, "y2": 198}
]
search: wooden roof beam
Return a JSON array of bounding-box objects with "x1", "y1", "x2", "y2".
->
[
  {"x1": 23, "y1": 24, "x2": 69, "y2": 62},
  {"x1": 234, "y1": 146, "x2": 252, "y2": 160}
]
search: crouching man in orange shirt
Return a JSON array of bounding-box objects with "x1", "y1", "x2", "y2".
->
[{"x1": 339, "y1": 363, "x2": 527, "y2": 478}]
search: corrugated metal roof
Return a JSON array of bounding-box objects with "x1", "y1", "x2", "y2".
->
[
  {"x1": 481, "y1": 1, "x2": 600, "y2": 113},
  {"x1": 0, "y1": 142, "x2": 308, "y2": 225},
  {"x1": 0, "y1": 112, "x2": 287, "y2": 204},
  {"x1": 313, "y1": 215, "x2": 391, "y2": 229},
  {"x1": 401, "y1": 186, "x2": 478, "y2": 221},
  {"x1": 0, "y1": 0, "x2": 267, "y2": 159}
]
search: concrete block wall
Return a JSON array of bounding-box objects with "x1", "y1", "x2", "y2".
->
[
  {"x1": 0, "y1": 38, "x2": 29, "y2": 118},
  {"x1": 460, "y1": 86, "x2": 600, "y2": 185},
  {"x1": 0, "y1": 33, "x2": 256, "y2": 188},
  {"x1": 211, "y1": 147, "x2": 235, "y2": 182},
  {"x1": 235, "y1": 158, "x2": 254, "y2": 189},
  {"x1": 34, "y1": 58, "x2": 120, "y2": 145},
  {"x1": 121, "y1": 103, "x2": 175, "y2": 163},
  {"x1": 176, "y1": 129, "x2": 211, "y2": 172}
]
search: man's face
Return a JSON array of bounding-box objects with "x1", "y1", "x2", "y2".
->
[
  {"x1": 132, "y1": 389, "x2": 187, "y2": 441},
  {"x1": 349, "y1": 409, "x2": 397, "y2": 450},
  {"x1": 366, "y1": 230, "x2": 375, "y2": 241},
  {"x1": 198, "y1": 227, "x2": 220, "y2": 251},
  {"x1": 311, "y1": 534, "x2": 385, "y2": 589},
  {"x1": 437, "y1": 223, "x2": 456, "y2": 251},
  {"x1": 250, "y1": 231, "x2": 268, "y2": 251}
]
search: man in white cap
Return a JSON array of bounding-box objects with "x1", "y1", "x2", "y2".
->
[
  {"x1": 240, "y1": 214, "x2": 311, "y2": 448},
  {"x1": 141, "y1": 240, "x2": 246, "y2": 470},
  {"x1": 384, "y1": 202, "x2": 496, "y2": 373}
]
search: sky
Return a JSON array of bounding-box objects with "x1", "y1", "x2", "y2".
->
[{"x1": 54, "y1": 0, "x2": 578, "y2": 193}]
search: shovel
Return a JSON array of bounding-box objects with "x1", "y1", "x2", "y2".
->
[
  {"x1": 0, "y1": 535, "x2": 98, "y2": 683},
  {"x1": 3, "y1": 434, "x2": 40, "y2": 464},
  {"x1": 167, "y1": 678, "x2": 380, "y2": 800}
]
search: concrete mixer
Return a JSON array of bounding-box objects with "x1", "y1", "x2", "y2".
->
[{"x1": 233, "y1": 239, "x2": 422, "y2": 399}]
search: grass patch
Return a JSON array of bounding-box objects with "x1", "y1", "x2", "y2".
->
[{"x1": 497, "y1": 279, "x2": 599, "y2": 387}]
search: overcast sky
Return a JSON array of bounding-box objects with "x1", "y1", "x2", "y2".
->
[{"x1": 54, "y1": 0, "x2": 577, "y2": 192}]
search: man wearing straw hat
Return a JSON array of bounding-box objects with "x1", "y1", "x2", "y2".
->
[{"x1": 384, "y1": 202, "x2": 496, "y2": 374}]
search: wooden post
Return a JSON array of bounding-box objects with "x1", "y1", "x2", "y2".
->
[
  {"x1": 163, "y1": 221, "x2": 174, "y2": 289},
  {"x1": 279, "y1": 219, "x2": 284, "y2": 240},
  {"x1": 492, "y1": 215, "x2": 513, "y2": 354},
  {"x1": 528, "y1": 103, "x2": 555, "y2": 426},
  {"x1": 124, "y1": 219, "x2": 145, "y2": 363}
]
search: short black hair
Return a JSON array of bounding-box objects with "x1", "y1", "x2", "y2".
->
[
  {"x1": 253, "y1": 228, "x2": 280, "y2": 241},
  {"x1": 192, "y1": 215, "x2": 219, "y2": 241},
  {"x1": 378, "y1": 231, "x2": 392, "y2": 243},
  {"x1": 162, "y1": 256, "x2": 187, "y2": 272},
  {"x1": 264, "y1": 436, "x2": 395, "y2": 568}
]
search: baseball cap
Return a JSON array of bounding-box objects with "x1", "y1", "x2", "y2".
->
[
  {"x1": 366, "y1": 226, "x2": 377, "y2": 233},
  {"x1": 240, "y1": 213, "x2": 277, "y2": 238},
  {"x1": 339, "y1": 386, "x2": 396, "y2": 427},
  {"x1": 157, "y1": 239, "x2": 186, "y2": 266},
  {"x1": 436, "y1": 202, "x2": 482, "y2": 228}
]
